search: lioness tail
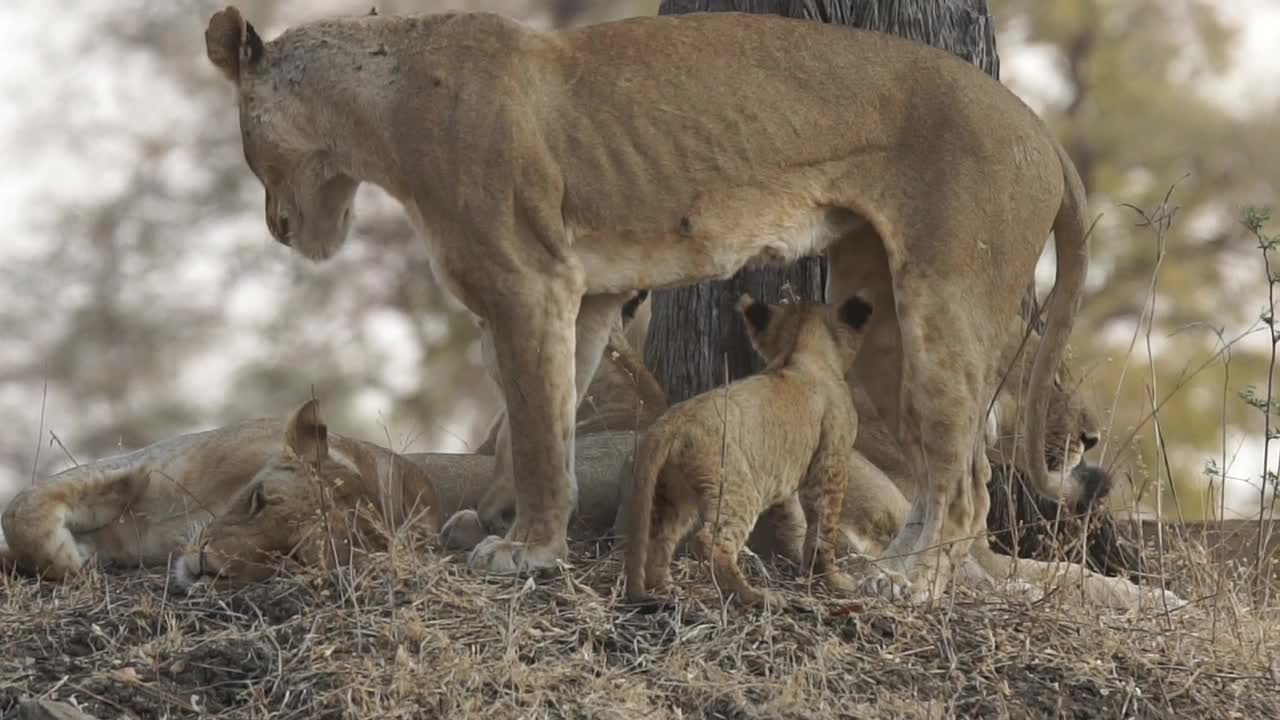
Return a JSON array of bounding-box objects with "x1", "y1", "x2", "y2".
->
[{"x1": 1021, "y1": 140, "x2": 1093, "y2": 501}]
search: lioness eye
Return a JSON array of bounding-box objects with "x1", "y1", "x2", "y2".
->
[{"x1": 248, "y1": 487, "x2": 267, "y2": 516}]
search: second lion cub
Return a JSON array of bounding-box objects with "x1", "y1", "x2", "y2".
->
[{"x1": 624, "y1": 293, "x2": 872, "y2": 606}]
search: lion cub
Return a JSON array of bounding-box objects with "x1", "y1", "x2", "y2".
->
[{"x1": 623, "y1": 293, "x2": 872, "y2": 606}]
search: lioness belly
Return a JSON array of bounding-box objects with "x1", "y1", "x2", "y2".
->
[{"x1": 574, "y1": 204, "x2": 863, "y2": 295}]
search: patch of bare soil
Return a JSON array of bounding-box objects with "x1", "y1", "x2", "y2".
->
[{"x1": 2, "y1": 536, "x2": 1277, "y2": 719}]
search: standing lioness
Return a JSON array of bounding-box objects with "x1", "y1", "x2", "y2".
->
[
  {"x1": 204, "y1": 6, "x2": 1093, "y2": 599},
  {"x1": 625, "y1": 294, "x2": 871, "y2": 606}
]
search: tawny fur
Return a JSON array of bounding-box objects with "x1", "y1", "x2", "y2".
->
[
  {"x1": 743, "y1": 317, "x2": 1183, "y2": 610},
  {"x1": 475, "y1": 290, "x2": 665, "y2": 456},
  {"x1": 597, "y1": 311, "x2": 1181, "y2": 610},
  {"x1": 624, "y1": 295, "x2": 871, "y2": 606},
  {"x1": 456, "y1": 290, "x2": 667, "y2": 549},
  {"x1": 0, "y1": 400, "x2": 441, "y2": 588},
  {"x1": 205, "y1": 6, "x2": 1095, "y2": 597}
]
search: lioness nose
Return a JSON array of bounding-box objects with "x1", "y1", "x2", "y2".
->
[
  {"x1": 1080, "y1": 431, "x2": 1100, "y2": 451},
  {"x1": 272, "y1": 215, "x2": 292, "y2": 246}
]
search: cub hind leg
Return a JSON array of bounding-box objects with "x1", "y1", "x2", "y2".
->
[
  {"x1": 872, "y1": 291, "x2": 996, "y2": 601},
  {"x1": 697, "y1": 492, "x2": 780, "y2": 607},
  {"x1": 798, "y1": 440, "x2": 858, "y2": 594},
  {"x1": 641, "y1": 476, "x2": 700, "y2": 596}
]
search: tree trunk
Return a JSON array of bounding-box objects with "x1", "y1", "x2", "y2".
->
[{"x1": 647, "y1": 0, "x2": 1015, "y2": 402}]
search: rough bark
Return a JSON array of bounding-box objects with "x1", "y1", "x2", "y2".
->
[{"x1": 647, "y1": 0, "x2": 1012, "y2": 402}]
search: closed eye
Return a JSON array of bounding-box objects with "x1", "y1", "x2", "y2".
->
[{"x1": 247, "y1": 485, "x2": 267, "y2": 517}]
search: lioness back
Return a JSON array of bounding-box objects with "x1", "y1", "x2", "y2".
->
[{"x1": 624, "y1": 294, "x2": 872, "y2": 607}]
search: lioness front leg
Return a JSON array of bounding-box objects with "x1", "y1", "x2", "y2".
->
[
  {"x1": 448, "y1": 292, "x2": 631, "y2": 551},
  {"x1": 466, "y1": 291, "x2": 624, "y2": 574},
  {"x1": 1, "y1": 465, "x2": 150, "y2": 579}
]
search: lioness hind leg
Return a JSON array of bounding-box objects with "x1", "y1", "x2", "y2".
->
[
  {"x1": 972, "y1": 543, "x2": 1188, "y2": 611},
  {"x1": 871, "y1": 296, "x2": 991, "y2": 602}
]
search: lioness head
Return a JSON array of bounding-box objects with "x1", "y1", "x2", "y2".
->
[
  {"x1": 987, "y1": 323, "x2": 1104, "y2": 500},
  {"x1": 738, "y1": 293, "x2": 873, "y2": 370},
  {"x1": 205, "y1": 7, "x2": 358, "y2": 261},
  {"x1": 173, "y1": 399, "x2": 371, "y2": 588}
]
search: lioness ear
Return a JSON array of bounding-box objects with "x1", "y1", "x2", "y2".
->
[
  {"x1": 286, "y1": 399, "x2": 330, "y2": 462},
  {"x1": 205, "y1": 6, "x2": 264, "y2": 82},
  {"x1": 736, "y1": 293, "x2": 771, "y2": 333},
  {"x1": 837, "y1": 295, "x2": 873, "y2": 331}
]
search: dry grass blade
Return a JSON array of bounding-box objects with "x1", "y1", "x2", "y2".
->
[{"x1": 2, "y1": 527, "x2": 1277, "y2": 719}]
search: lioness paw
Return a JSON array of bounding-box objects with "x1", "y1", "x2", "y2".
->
[
  {"x1": 737, "y1": 587, "x2": 789, "y2": 609},
  {"x1": 859, "y1": 567, "x2": 915, "y2": 603},
  {"x1": 1129, "y1": 585, "x2": 1188, "y2": 613},
  {"x1": 998, "y1": 578, "x2": 1043, "y2": 603},
  {"x1": 466, "y1": 535, "x2": 566, "y2": 576},
  {"x1": 1154, "y1": 588, "x2": 1189, "y2": 612},
  {"x1": 439, "y1": 509, "x2": 488, "y2": 551},
  {"x1": 824, "y1": 570, "x2": 859, "y2": 595}
]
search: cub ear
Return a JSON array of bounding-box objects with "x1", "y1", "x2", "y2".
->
[
  {"x1": 837, "y1": 295, "x2": 873, "y2": 331},
  {"x1": 205, "y1": 6, "x2": 264, "y2": 82},
  {"x1": 736, "y1": 293, "x2": 771, "y2": 333},
  {"x1": 285, "y1": 399, "x2": 330, "y2": 462}
]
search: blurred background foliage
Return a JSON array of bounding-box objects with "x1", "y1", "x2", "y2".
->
[
  {"x1": 0, "y1": 0, "x2": 1274, "y2": 521},
  {"x1": 990, "y1": 0, "x2": 1279, "y2": 519}
]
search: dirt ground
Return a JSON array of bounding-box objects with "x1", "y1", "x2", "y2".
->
[{"x1": 2, "y1": 534, "x2": 1278, "y2": 720}]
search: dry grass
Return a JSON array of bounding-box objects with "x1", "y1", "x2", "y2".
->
[{"x1": 2, "y1": 529, "x2": 1278, "y2": 720}]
